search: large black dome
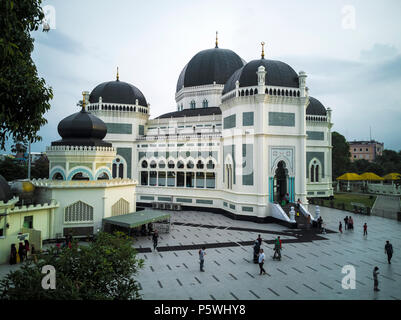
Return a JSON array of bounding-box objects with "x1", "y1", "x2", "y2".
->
[
  {"x1": 52, "y1": 108, "x2": 111, "y2": 147},
  {"x1": 223, "y1": 59, "x2": 299, "y2": 94},
  {"x1": 89, "y1": 80, "x2": 147, "y2": 106},
  {"x1": 176, "y1": 47, "x2": 245, "y2": 93},
  {"x1": 307, "y1": 97, "x2": 327, "y2": 116}
]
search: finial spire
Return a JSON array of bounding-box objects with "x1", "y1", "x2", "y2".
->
[
  {"x1": 116, "y1": 66, "x2": 119, "y2": 81},
  {"x1": 215, "y1": 31, "x2": 218, "y2": 48},
  {"x1": 82, "y1": 91, "x2": 86, "y2": 111},
  {"x1": 261, "y1": 41, "x2": 265, "y2": 59}
]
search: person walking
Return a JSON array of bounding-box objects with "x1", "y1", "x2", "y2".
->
[
  {"x1": 385, "y1": 241, "x2": 393, "y2": 264},
  {"x1": 24, "y1": 239, "x2": 30, "y2": 259},
  {"x1": 253, "y1": 240, "x2": 260, "y2": 264},
  {"x1": 199, "y1": 246, "x2": 206, "y2": 272},
  {"x1": 344, "y1": 216, "x2": 349, "y2": 230},
  {"x1": 348, "y1": 216, "x2": 354, "y2": 230},
  {"x1": 363, "y1": 223, "x2": 368, "y2": 236},
  {"x1": 339, "y1": 221, "x2": 343, "y2": 234},
  {"x1": 373, "y1": 266, "x2": 380, "y2": 291},
  {"x1": 273, "y1": 236, "x2": 282, "y2": 260},
  {"x1": 257, "y1": 234, "x2": 262, "y2": 246},
  {"x1": 9, "y1": 244, "x2": 17, "y2": 265},
  {"x1": 152, "y1": 230, "x2": 159, "y2": 251},
  {"x1": 258, "y1": 248, "x2": 267, "y2": 275}
]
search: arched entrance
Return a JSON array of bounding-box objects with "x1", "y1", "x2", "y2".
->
[{"x1": 274, "y1": 161, "x2": 288, "y2": 202}]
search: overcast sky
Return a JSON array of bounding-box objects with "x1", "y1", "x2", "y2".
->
[{"x1": 9, "y1": 0, "x2": 401, "y2": 152}]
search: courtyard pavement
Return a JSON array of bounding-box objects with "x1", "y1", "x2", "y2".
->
[
  {"x1": 134, "y1": 206, "x2": 401, "y2": 300},
  {"x1": 0, "y1": 206, "x2": 400, "y2": 300}
]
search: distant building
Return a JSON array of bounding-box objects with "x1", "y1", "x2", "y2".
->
[{"x1": 349, "y1": 140, "x2": 383, "y2": 162}]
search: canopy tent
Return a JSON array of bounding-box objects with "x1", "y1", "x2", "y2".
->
[
  {"x1": 336, "y1": 173, "x2": 362, "y2": 181},
  {"x1": 382, "y1": 173, "x2": 401, "y2": 180},
  {"x1": 102, "y1": 209, "x2": 171, "y2": 232},
  {"x1": 359, "y1": 172, "x2": 384, "y2": 181}
]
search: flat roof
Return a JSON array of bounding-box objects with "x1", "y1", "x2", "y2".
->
[{"x1": 102, "y1": 209, "x2": 170, "y2": 229}]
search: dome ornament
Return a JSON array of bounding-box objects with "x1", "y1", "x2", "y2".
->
[
  {"x1": 215, "y1": 31, "x2": 218, "y2": 48},
  {"x1": 261, "y1": 41, "x2": 265, "y2": 59},
  {"x1": 116, "y1": 66, "x2": 120, "y2": 81}
]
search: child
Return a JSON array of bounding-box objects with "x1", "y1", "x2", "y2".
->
[{"x1": 339, "y1": 221, "x2": 343, "y2": 234}]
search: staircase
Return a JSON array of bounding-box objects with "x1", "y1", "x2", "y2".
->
[{"x1": 280, "y1": 202, "x2": 310, "y2": 229}]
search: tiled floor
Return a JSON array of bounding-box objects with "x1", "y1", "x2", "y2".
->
[
  {"x1": 1, "y1": 206, "x2": 400, "y2": 300},
  {"x1": 134, "y1": 207, "x2": 401, "y2": 300}
]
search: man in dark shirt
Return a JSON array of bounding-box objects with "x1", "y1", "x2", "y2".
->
[
  {"x1": 344, "y1": 216, "x2": 349, "y2": 230},
  {"x1": 373, "y1": 266, "x2": 379, "y2": 291},
  {"x1": 385, "y1": 241, "x2": 393, "y2": 264}
]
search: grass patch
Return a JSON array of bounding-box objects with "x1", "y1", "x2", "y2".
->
[{"x1": 311, "y1": 193, "x2": 377, "y2": 212}]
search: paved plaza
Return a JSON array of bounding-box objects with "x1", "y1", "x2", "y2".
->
[
  {"x1": 134, "y1": 206, "x2": 401, "y2": 300},
  {"x1": 0, "y1": 206, "x2": 400, "y2": 300}
]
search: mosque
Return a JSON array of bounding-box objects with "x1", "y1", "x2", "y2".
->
[{"x1": 81, "y1": 36, "x2": 334, "y2": 222}]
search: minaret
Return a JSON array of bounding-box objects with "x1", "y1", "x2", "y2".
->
[
  {"x1": 298, "y1": 71, "x2": 307, "y2": 97},
  {"x1": 257, "y1": 42, "x2": 266, "y2": 94},
  {"x1": 261, "y1": 41, "x2": 265, "y2": 59},
  {"x1": 116, "y1": 67, "x2": 120, "y2": 81},
  {"x1": 215, "y1": 31, "x2": 218, "y2": 48}
]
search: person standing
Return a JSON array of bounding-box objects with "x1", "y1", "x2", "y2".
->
[
  {"x1": 349, "y1": 217, "x2": 354, "y2": 230},
  {"x1": 257, "y1": 234, "x2": 262, "y2": 246},
  {"x1": 9, "y1": 244, "x2": 17, "y2": 265},
  {"x1": 24, "y1": 239, "x2": 30, "y2": 259},
  {"x1": 258, "y1": 248, "x2": 267, "y2": 275},
  {"x1": 273, "y1": 236, "x2": 282, "y2": 260},
  {"x1": 152, "y1": 230, "x2": 159, "y2": 251},
  {"x1": 253, "y1": 240, "x2": 260, "y2": 264},
  {"x1": 339, "y1": 221, "x2": 343, "y2": 234},
  {"x1": 344, "y1": 216, "x2": 349, "y2": 230},
  {"x1": 18, "y1": 242, "x2": 25, "y2": 263},
  {"x1": 373, "y1": 266, "x2": 380, "y2": 291},
  {"x1": 363, "y1": 223, "x2": 368, "y2": 236},
  {"x1": 385, "y1": 241, "x2": 393, "y2": 264},
  {"x1": 199, "y1": 246, "x2": 206, "y2": 272}
]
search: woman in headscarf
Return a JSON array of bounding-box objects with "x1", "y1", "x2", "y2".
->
[{"x1": 18, "y1": 242, "x2": 25, "y2": 263}]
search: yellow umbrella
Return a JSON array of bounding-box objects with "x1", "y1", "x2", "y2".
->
[
  {"x1": 382, "y1": 173, "x2": 401, "y2": 180},
  {"x1": 360, "y1": 172, "x2": 384, "y2": 181},
  {"x1": 336, "y1": 173, "x2": 362, "y2": 181}
]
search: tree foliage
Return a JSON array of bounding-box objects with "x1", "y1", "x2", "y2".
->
[
  {"x1": 332, "y1": 131, "x2": 351, "y2": 179},
  {"x1": 0, "y1": 232, "x2": 144, "y2": 300},
  {"x1": 0, "y1": 0, "x2": 53, "y2": 150}
]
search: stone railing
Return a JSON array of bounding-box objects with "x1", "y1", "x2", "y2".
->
[
  {"x1": 46, "y1": 145, "x2": 115, "y2": 152},
  {"x1": 31, "y1": 178, "x2": 138, "y2": 188},
  {"x1": 136, "y1": 133, "x2": 222, "y2": 141}
]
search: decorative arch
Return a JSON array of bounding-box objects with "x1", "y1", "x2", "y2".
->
[
  {"x1": 50, "y1": 167, "x2": 66, "y2": 180},
  {"x1": 95, "y1": 168, "x2": 112, "y2": 180},
  {"x1": 309, "y1": 158, "x2": 322, "y2": 183},
  {"x1": 112, "y1": 155, "x2": 127, "y2": 178},
  {"x1": 111, "y1": 198, "x2": 130, "y2": 217},
  {"x1": 67, "y1": 167, "x2": 94, "y2": 181},
  {"x1": 64, "y1": 201, "x2": 94, "y2": 223}
]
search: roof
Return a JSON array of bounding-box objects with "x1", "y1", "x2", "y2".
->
[
  {"x1": 176, "y1": 47, "x2": 245, "y2": 92},
  {"x1": 336, "y1": 173, "x2": 362, "y2": 181},
  {"x1": 155, "y1": 106, "x2": 221, "y2": 119},
  {"x1": 102, "y1": 209, "x2": 171, "y2": 228},
  {"x1": 223, "y1": 59, "x2": 299, "y2": 94},
  {"x1": 52, "y1": 108, "x2": 111, "y2": 147},
  {"x1": 307, "y1": 97, "x2": 327, "y2": 116},
  {"x1": 89, "y1": 80, "x2": 147, "y2": 106},
  {"x1": 359, "y1": 172, "x2": 384, "y2": 181},
  {"x1": 382, "y1": 173, "x2": 401, "y2": 180}
]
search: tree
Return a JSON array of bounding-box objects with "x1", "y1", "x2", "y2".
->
[
  {"x1": 0, "y1": 232, "x2": 144, "y2": 300},
  {"x1": 31, "y1": 154, "x2": 48, "y2": 178},
  {"x1": 0, "y1": 0, "x2": 53, "y2": 150},
  {"x1": 332, "y1": 131, "x2": 351, "y2": 179},
  {"x1": 0, "y1": 157, "x2": 27, "y2": 181}
]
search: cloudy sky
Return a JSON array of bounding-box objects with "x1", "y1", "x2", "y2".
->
[{"x1": 11, "y1": 0, "x2": 401, "y2": 152}]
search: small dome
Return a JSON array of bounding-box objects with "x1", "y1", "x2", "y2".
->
[
  {"x1": 51, "y1": 108, "x2": 111, "y2": 147},
  {"x1": 176, "y1": 47, "x2": 245, "y2": 92},
  {"x1": 0, "y1": 175, "x2": 12, "y2": 203},
  {"x1": 223, "y1": 59, "x2": 299, "y2": 94},
  {"x1": 89, "y1": 80, "x2": 147, "y2": 106},
  {"x1": 307, "y1": 97, "x2": 327, "y2": 116}
]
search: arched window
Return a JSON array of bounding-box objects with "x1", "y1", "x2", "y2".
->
[
  {"x1": 254, "y1": 89, "x2": 258, "y2": 94},
  {"x1": 190, "y1": 100, "x2": 196, "y2": 109},
  {"x1": 52, "y1": 172, "x2": 64, "y2": 180},
  {"x1": 118, "y1": 163, "x2": 124, "y2": 178},
  {"x1": 315, "y1": 165, "x2": 319, "y2": 183},
  {"x1": 177, "y1": 160, "x2": 184, "y2": 169},
  {"x1": 207, "y1": 160, "x2": 215, "y2": 169},
  {"x1": 196, "y1": 160, "x2": 204, "y2": 169},
  {"x1": 202, "y1": 100, "x2": 208, "y2": 108},
  {"x1": 112, "y1": 163, "x2": 117, "y2": 178},
  {"x1": 245, "y1": 89, "x2": 249, "y2": 96},
  {"x1": 310, "y1": 165, "x2": 315, "y2": 183},
  {"x1": 71, "y1": 172, "x2": 90, "y2": 180},
  {"x1": 168, "y1": 160, "x2": 175, "y2": 169},
  {"x1": 97, "y1": 172, "x2": 109, "y2": 180},
  {"x1": 250, "y1": 89, "x2": 253, "y2": 95},
  {"x1": 141, "y1": 160, "x2": 148, "y2": 168},
  {"x1": 150, "y1": 160, "x2": 157, "y2": 169},
  {"x1": 159, "y1": 161, "x2": 166, "y2": 169},
  {"x1": 187, "y1": 160, "x2": 194, "y2": 169}
]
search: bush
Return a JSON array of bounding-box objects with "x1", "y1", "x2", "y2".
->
[{"x1": 0, "y1": 232, "x2": 144, "y2": 300}]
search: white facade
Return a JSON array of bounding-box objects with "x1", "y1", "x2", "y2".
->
[{"x1": 88, "y1": 50, "x2": 333, "y2": 222}]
